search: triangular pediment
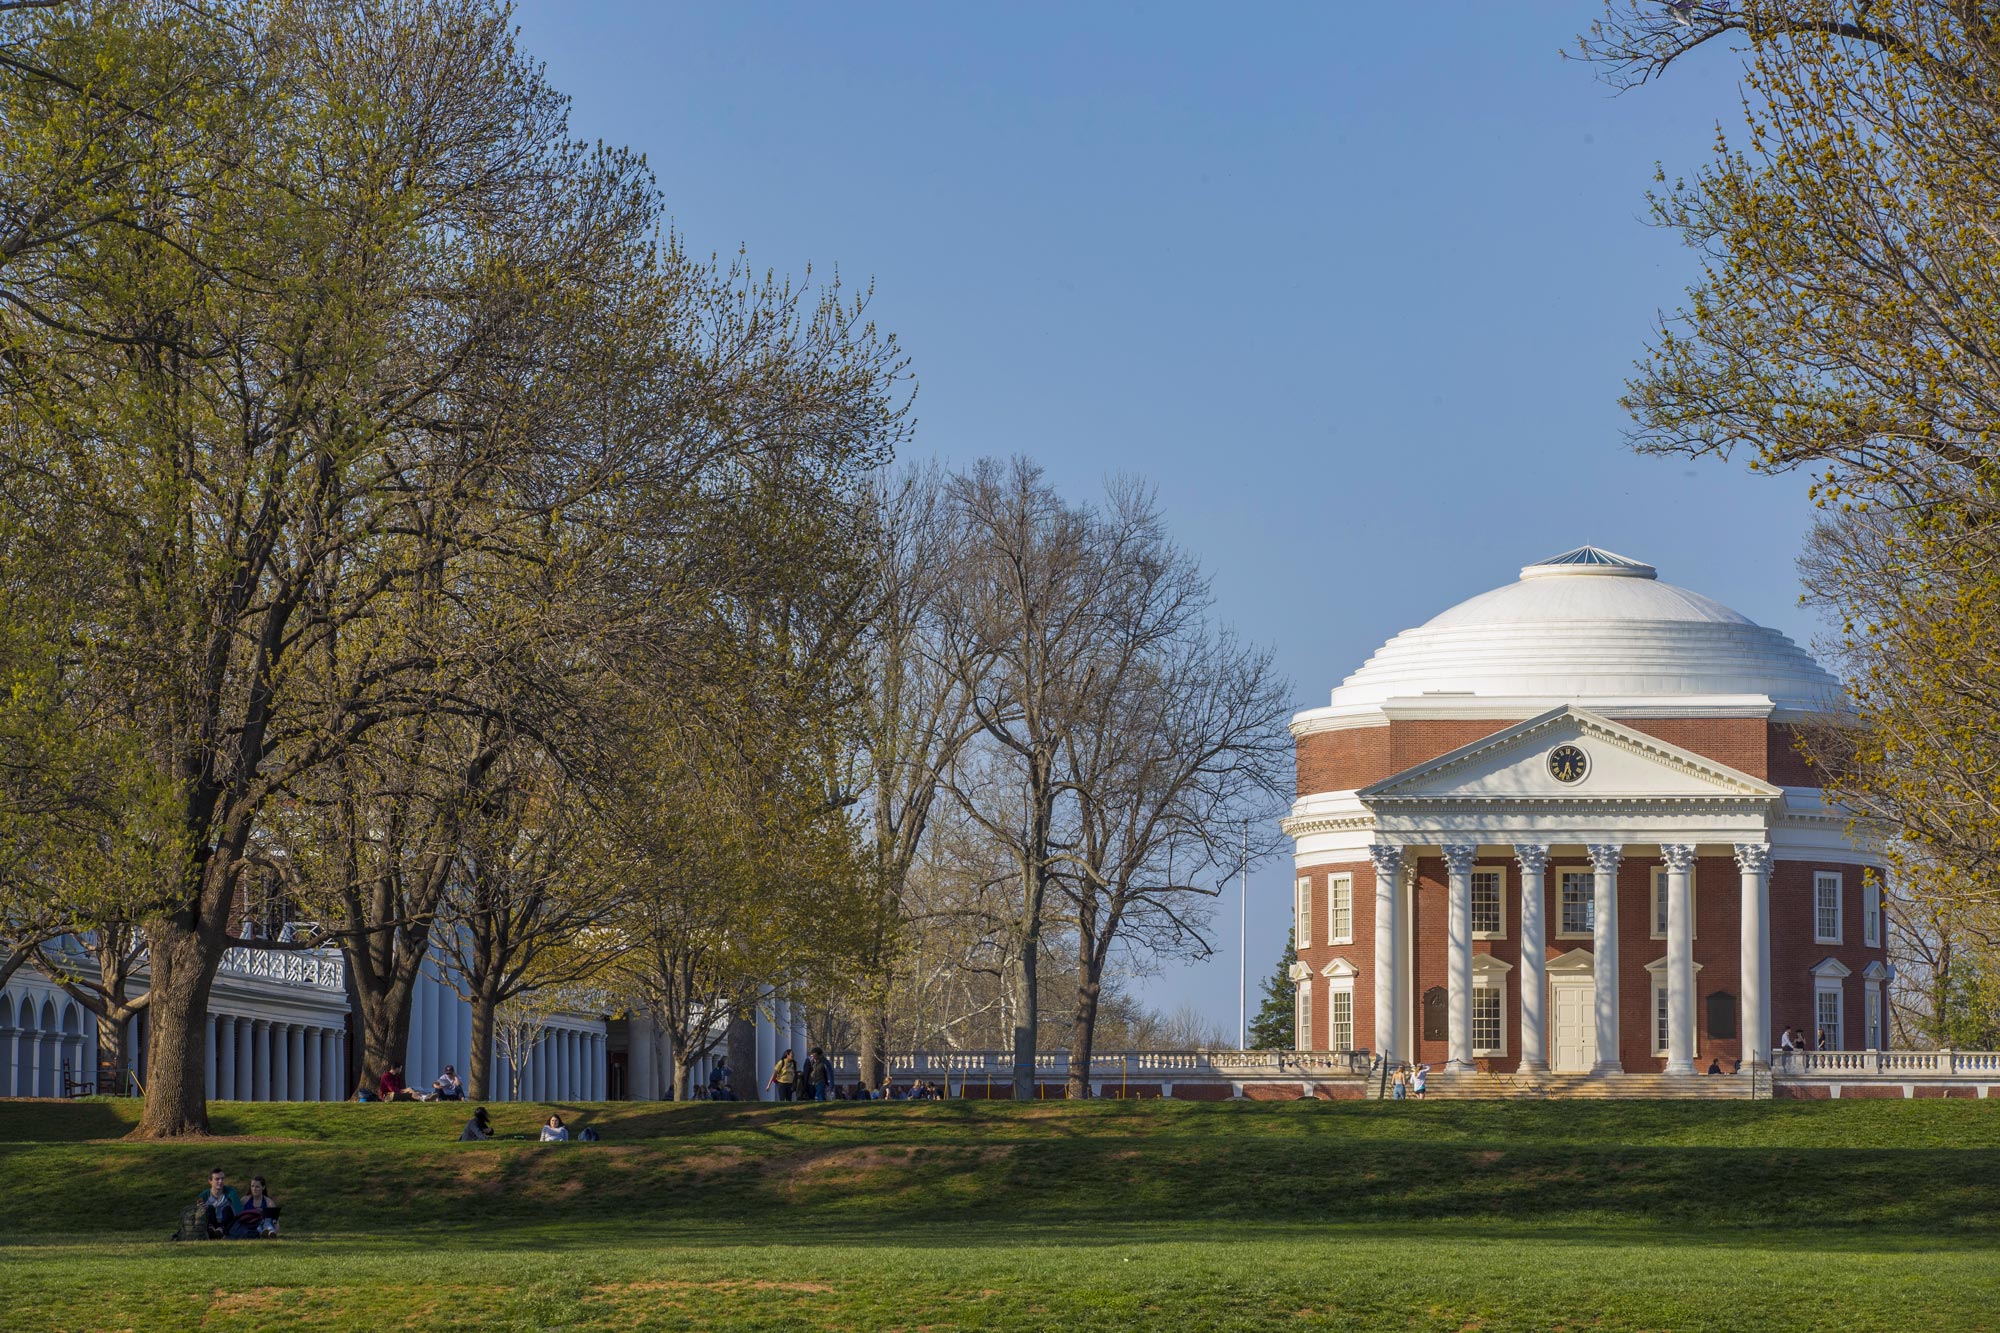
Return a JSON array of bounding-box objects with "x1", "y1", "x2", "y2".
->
[
  {"x1": 1811, "y1": 956, "x2": 1851, "y2": 979},
  {"x1": 1546, "y1": 947, "x2": 1595, "y2": 975},
  {"x1": 1356, "y1": 706, "x2": 1783, "y2": 805},
  {"x1": 1321, "y1": 958, "x2": 1360, "y2": 980}
]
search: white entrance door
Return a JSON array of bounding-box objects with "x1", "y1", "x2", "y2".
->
[{"x1": 1552, "y1": 981, "x2": 1597, "y2": 1074}]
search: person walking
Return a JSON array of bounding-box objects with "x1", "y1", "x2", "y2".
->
[
  {"x1": 767, "y1": 1048, "x2": 798, "y2": 1102},
  {"x1": 1412, "y1": 1062, "x2": 1430, "y2": 1100},
  {"x1": 1390, "y1": 1065, "x2": 1407, "y2": 1101},
  {"x1": 803, "y1": 1047, "x2": 833, "y2": 1102}
]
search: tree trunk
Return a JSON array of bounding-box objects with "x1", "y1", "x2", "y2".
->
[
  {"x1": 468, "y1": 991, "x2": 496, "y2": 1101},
  {"x1": 1067, "y1": 948, "x2": 1103, "y2": 1100},
  {"x1": 726, "y1": 1011, "x2": 757, "y2": 1101},
  {"x1": 350, "y1": 972, "x2": 415, "y2": 1098},
  {"x1": 1009, "y1": 938, "x2": 1039, "y2": 1100},
  {"x1": 94, "y1": 1008, "x2": 130, "y2": 1094},
  {"x1": 132, "y1": 927, "x2": 217, "y2": 1138},
  {"x1": 857, "y1": 992, "x2": 890, "y2": 1091},
  {"x1": 673, "y1": 1054, "x2": 692, "y2": 1101}
]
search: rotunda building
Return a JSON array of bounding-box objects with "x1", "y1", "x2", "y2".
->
[{"x1": 1282, "y1": 546, "x2": 1886, "y2": 1078}]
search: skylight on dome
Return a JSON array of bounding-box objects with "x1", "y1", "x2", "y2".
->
[{"x1": 1535, "y1": 546, "x2": 1648, "y2": 568}]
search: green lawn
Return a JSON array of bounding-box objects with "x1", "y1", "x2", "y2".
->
[{"x1": 1, "y1": 1097, "x2": 1996, "y2": 1330}]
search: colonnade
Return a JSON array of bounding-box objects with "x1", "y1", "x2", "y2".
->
[
  {"x1": 1368, "y1": 841, "x2": 1773, "y2": 1074},
  {"x1": 0, "y1": 993, "x2": 87, "y2": 1097},
  {"x1": 205, "y1": 1014, "x2": 348, "y2": 1101},
  {"x1": 512, "y1": 1025, "x2": 606, "y2": 1101}
]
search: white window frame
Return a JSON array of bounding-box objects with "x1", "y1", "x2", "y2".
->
[
  {"x1": 1297, "y1": 980, "x2": 1313, "y2": 1052},
  {"x1": 1864, "y1": 876, "x2": 1881, "y2": 948},
  {"x1": 1470, "y1": 866, "x2": 1506, "y2": 940},
  {"x1": 1815, "y1": 980, "x2": 1843, "y2": 1050},
  {"x1": 1651, "y1": 977, "x2": 1671, "y2": 1057},
  {"x1": 1649, "y1": 864, "x2": 1697, "y2": 941},
  {"x1": 1471, "y1": 984, "x2": 1505, "y2": 1056},
  {"x1": 1297, "y1": 877, "x2": 1311, "y2": 949},
  {"x1": 1865, "y1": 983, "x2": 1883, "y2": 1050},
  {"x1": 1557, "y1": 870, "x2": 1595, "y2": 939},
  {"x1": 1814, "y1": 872, "x2": 1843, "y2": 944},
  {"x1": 1328, "y1": 982, "x2": 1355, "y2": 1053},
  {"x1": 1327, "y1": 873, "x2": 1353, "y2": 946}
]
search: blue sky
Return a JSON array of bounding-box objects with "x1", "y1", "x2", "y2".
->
[{"x1": 511, "y1": 2, "x2": 1811, "y2": 1040}]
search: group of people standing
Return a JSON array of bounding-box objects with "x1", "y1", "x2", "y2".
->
[
  {"x1": 764, "y1": 1047, "x2": 836, "y2": 1100},
  {"x1": 1388, "y1": 1062, "x2": 1430, "y2": 1100},
  {"x1": 700, "y1": 1050, "x2": 946, "y2": 1102}
]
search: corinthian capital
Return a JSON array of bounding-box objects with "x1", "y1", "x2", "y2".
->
[
  {"x1": 1660, "y1": 844, "x2": 1698, "y2": 873},
  {"x1": 1513, "y1": 844, "x2": 1550, "y2": 875},
  {"x1": 1733, "y1": 843, "x2": 1772, "y2": 875},
  {"x1": 1368, "y1": 844, "x2": 1404, "y2": 879},
  {"x1": 1441, "y1": 844, "x2": 1479, "y2": 876},
  {"x1": 1587, "y1": 843, "x2": 1625, "y2": 874}
]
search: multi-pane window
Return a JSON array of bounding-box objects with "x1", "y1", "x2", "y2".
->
[
  {"x1": 1816, "y1": 985, "x2": 1843, "y2": 1049},
  {"x1": 1864, "y1": 878, "x2": 1882, "y2": 947},
  {"x1": 1328, "y1": 875, "x2": 1353, "y2": 944},
  {"x1": 1329, "y1": 986, "x2": 1354, "y2": 1052},
  {"x1": 1471, "y1": 869, "x2": 1503, "y2": 937},
  {"x1": 1815, "y1": 872, "x2": 1843, "y2": 943},
  {"x1": 1653, "y1": 982, "x2": 1671, "y2": 1055},
  {"x1": 1472, "y1": 987, "x2": 1502, "y2": 1054},
  {"x1": 1297, "y1": 878, "x2": 1312, "y2": 948},
  {"x1": 1560, "y1": 871, "x2": 1594, "y2": 936},
  {"x1": 1297, "y1": 983, "x2": 1313, "y2": 1051},
  {"x1": 1866, "y1": 987, "x2": 1883, "y2": 1049},
  {"x1": 1650, "y1": 866, "x2": 1697, "y2": 940}
]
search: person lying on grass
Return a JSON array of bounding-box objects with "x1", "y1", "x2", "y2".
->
[
  {"x1": 228, "y1": 1176, "x2": 281, "y2": 1239},
  {"x1": 460, "y1": 1107, "x2": 494, "y2": 1141},
  {"x1": 540, "y1": 1114, "x2": 569, "y2": 1142},
  {"x1": 197, "y1": 1167, "x2": 241, "y2": 1238}
]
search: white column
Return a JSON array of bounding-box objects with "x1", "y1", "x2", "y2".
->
[
  {"x1": 232, "y1": 1012, "x2": 252, "y2": 1096},
  {"x1": 1369, "y1": 845, "x2": 1405, "y2": 1063},
  {"x1": 272, "y1": 1021, "x2": 290, "y2": 1101},
  {"x1": 223, "y1": 1017, "x2": 243, "y2": 1100},
  {"x1": 455, "y1": 990, "x2": 472, "y2": 1082},
  {"x1": 287, "y1": 1025, "x2": 306, "y2": 1100},
  {"x1": 303, "y1": 1026, "x2": 321, "y2": 1102},
  {"x1": 1735, "y1": 843, "x2": 1773, "y2": 1070},
  {"x1": 1515, "y1": 844, "x2": 1550, "y2": 1073},
  {"x1": 252, "y1": 1020, "x2": 272, "y2": 1101},
  {"x1": 1, "y1": 1023, "x2": 16, "y2": 1098},
  {"x1": 1588, "y1": 844, "x2": 1624, "y2": 1074},
  {"x1": 411, "y1": 971, "x2": 431, "y2": 1086},
  {"x1": 320, "y1": 1029, "x2": 337, "y2": 1100},
  {"x1": 1663, "y1": 844, "x2": 1698, "y2": 1075},
  {"x1": 755, "y1": 994, "x2": 777, "y2": 1100},
  {"x1": 1443, "y1": 844, "x2": 1477, "y2": 1071},
  {"x1": 205, "y1": 1017, "x2": 219, "y2": 1100}
]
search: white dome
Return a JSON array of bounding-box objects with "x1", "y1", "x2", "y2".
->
[{"x1": 1323, "y1": 546, "x2": 1843, "y2": 718}]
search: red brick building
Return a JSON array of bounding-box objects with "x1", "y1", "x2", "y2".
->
[{"x1": 1282, "y1": 546, "x2": 1886, "y2": 1077}]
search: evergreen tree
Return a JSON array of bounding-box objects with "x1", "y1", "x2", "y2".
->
[{"x1": 1246, "y1": 931, "x2": 1297, "y2": 1050}]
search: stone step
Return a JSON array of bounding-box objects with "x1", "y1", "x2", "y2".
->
[{"x1": 1410, "y1": 1071, "x2": 1757, "y2": 1100}]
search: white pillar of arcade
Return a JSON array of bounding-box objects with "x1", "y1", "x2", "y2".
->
[
  {"x1": 1368, "y1": 845, "x2": 1405, "y2": 1063},
  {"x1": 1515, "y1": 844, "x2": 1550, "y2": 1074},
  {"x1": 1662, "y1": 843, "x2": 1698, "y2": 1075},
  {"x1": 1442, "y1": 844, "x2": 1478, "y2": 1071},
  {"x1": 1588, "y1": 844, "x2": 1624, "y2": 1074},
  {"x1": 1735, "y1": 843, "x2": 1773, "y2": 1071}
]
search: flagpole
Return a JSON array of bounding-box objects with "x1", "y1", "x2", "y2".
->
[{"x1": 1239, "y1": 817, "x2": 1248, "y2": 1049}]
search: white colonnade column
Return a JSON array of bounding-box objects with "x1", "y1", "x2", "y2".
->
[
  {"x1": 1442, "y1": 844, "x2": 1477, "y2": 1071},
  {"x1": 1369, "y1": 845, "x2": 1405, "y2": 1064},
  {"x1": 1588, "y1": 844, "x2": 1624, "y2": 1074},
  {"x1": 1515, "y1": 844, "x2": 1550, "y2": 1073},
  {"x1": 205, "y1": 1018, "x2": 219, "y2": 1100},
  {"x1": 1735, "y1": 843, "x2": 1773, "y2": 1071},
  {"x1": 1662, "y1": 844, "x2": 1698, "y2": 1075},
  {"x1": 287, "y1": 1025, "x2": 306, "y2": 1100},
  {"x1": 252, "y1": 1020, "x2": 272, "y2": 1101},
  {"x1": 232, "y1": 1012, "x2": 252, "y2": 1096},
  {"x1": 272, "y1": 1022, "x2": 290, "y2": 1101},
  {"x1": 304, "y1": 1026, "x2": 321, "y2": 1102},
  {"x1": 755, "y1": 994, "x2": 776, "y2": 1100}
]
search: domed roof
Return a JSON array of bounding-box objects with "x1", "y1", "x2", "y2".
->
[{"x1": 1321, "y1": 546, "x2": 1843, "y2": 719}]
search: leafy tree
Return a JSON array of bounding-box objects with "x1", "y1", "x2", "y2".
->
[{"x1": 1247, "y1": 931, "x2": 1298, "y2": 1051}]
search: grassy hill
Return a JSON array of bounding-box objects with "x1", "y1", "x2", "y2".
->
[{"x1": 3, "y1": 1098, "x2": 1997, "y2": 1330}]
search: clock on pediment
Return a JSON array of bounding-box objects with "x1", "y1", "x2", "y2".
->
[{"x1": 1547, "y1": 743, "x2": 1589, "y2": 784}]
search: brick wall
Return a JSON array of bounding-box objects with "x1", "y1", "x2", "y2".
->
[
  {"x1": 1292, "y1": 859, "x2": 1376, "y2": 1052},
  {"x1": 1296, "y1": 716, "x2": 1827, "y2": 798},
  {"x1": 1770, "y1": 859, "x2": 1885, "y2": 1052}
]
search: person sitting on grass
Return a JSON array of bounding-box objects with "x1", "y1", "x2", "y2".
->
[
  {"x1": 540, "y1": 1113, "x2": 569, "y2": 1142},
  {"x1": 229, "y1": 1175, "x2": 281, "y2": 1239},
  {"x1": 197, "y1": 1167, "x2": 240, "y2": 1238},
  {"x1": 431, "y1": 1065, "x2": 464, "y2": 1101},
  {"x1": 460, "y1": 1106, "x2": 494, "y2": 1141},
  {"x1": 378, "y1": 1064, "x2": 418, "y2": 1102},
  {"x1": 707, "y1": 1058, "x2": 735, "y2": 1102}
]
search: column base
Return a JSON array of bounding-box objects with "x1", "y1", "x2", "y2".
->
[
  {"x1": 1663, "y1": 1059, "x2": 1696, "y2": 1076},
  {"x1": 1518, "y1": 1060, "x2": 1549, "y2": 1076},
  {"x1": 1591, "y1": 1061, "x2": 1624, "y2": 1075},
  {"x1": 1446, "y1": 1058, "x2": 1475, "y2": 1072}
]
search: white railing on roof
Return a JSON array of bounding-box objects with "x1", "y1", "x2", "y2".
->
[
  {"x1": 1780, "y1": 1048, "x2": 2000, "y2": 1079},
  {"x1": 217, "y1": 939, "x2": 346, "y2": 993}
]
